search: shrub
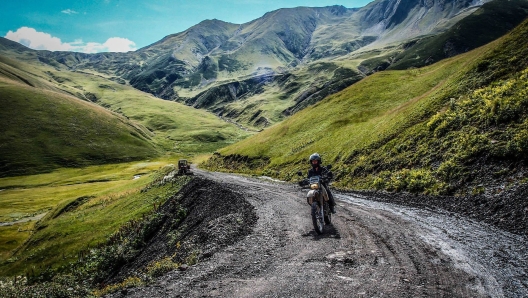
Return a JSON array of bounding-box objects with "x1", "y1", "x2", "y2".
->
[
  {"x1": 93, "y1": 276, "x2": 143, "y2": 297},
  {"x1": 506, "y1": 127, "x2": 528, "y2": 157},
  {"x1": 436, "y1": 159, "x2": 460, "y2": 181},
  {"x1": 145, "y1": 257, "x2": 180, "y2": 278},
  {"x1": 371, "y1": 171, "x2": 391, "y2": 190},
  {"x1": 0, "y1": 275, "x2": 91, "y2": 298},
  {"x1": 406, "y1": 169, "x2": 435, "y2": 193}
]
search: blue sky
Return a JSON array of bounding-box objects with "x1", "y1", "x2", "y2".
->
[{"x1": 1, "y1": 0, "x2": 373, "y2": 53}]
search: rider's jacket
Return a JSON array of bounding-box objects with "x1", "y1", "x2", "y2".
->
[{"x1": 307, "y1": 166, "x2": 333, "y2": 179}]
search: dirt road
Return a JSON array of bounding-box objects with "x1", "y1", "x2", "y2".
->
[{"x1": 113, "y1": 169, "x2": 527, "y2": 297}]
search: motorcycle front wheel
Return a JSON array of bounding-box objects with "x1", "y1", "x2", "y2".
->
[{"x1": 311, "y1": 202, "x2": 324, "y2": 234}]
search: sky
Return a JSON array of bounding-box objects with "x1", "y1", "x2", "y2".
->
[{"x1": 0, "y1": 0, "x2": 373, "y2": 53}]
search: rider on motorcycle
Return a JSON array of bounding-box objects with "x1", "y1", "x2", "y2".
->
[{"x1": 306, "y1": 153, "x2": 336, "y2": 214}]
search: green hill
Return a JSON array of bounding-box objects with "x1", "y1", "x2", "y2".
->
[
  {"x1": 0, "y1": 51, "x2": 251, "y2": 177},
  {"x1": 0, "y1": 60, "x2": 158, "y2": 177},
  {"x1": 205, "y1": 18, "x2": 528, "y2": 196}
]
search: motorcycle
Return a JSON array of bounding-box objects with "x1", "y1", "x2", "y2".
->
[{"x1": 297, "y1": 165, "x2": 333, "y2": 234}]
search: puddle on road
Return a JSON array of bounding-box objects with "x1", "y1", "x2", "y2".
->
[{"x1": 258, "y1": 176, "x2": 284, "y2": 183}]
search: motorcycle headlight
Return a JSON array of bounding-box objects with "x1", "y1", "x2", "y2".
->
[{"x1": 310, "y1": 183, "x2": 319, "y2": 190}]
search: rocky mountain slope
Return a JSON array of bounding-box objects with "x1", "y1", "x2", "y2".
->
[{"x1": 359, "y1": 0, "x2": 528, "y2": 72}]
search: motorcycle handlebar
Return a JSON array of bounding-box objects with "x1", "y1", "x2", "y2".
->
[{"x1": 298, "y1": 177, "x2": 332, "y2": 188}]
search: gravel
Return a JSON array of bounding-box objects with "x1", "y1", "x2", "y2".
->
[{"x1": 106, "y1": 169, "x2": 527, "y2": 298}]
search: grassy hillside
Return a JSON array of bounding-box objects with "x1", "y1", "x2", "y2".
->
[
  {"x1": 0, "y1": 62, "x2": 158, "y2": 177},
  {"x1": 43, "y1": 67, "x2": 252, "y2": 154},
  {"x1": 205, "y1": 18, "x2": 528, "y2": 195},
  {"x1": 0, "y1": 160, "x2": 189, "y2": 278},
  {"x1": 0, "y1": 50, "x2": 251, "y2": 176}
]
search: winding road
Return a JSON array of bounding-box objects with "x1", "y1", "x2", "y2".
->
[{"x1": 114, "y1": 169, "x2": 528, "y2": 298}]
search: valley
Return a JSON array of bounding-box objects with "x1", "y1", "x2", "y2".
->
[
  {"x1": 1, "y1": 0, "x2": 528, "y2": 296},
  {"x1": 0, "y1": 51, "x2": 251, "y2": 177}
]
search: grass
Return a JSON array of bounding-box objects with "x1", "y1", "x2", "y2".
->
[
  {"x1": 0, "y1": 160, "x2": 168, "y2": 221},
  {"x1": 343, "y1": 64, "x2": 528, "y2": 194},
  {"x1": 0, "y1": 48, "x2": 253, "y2": 177},
  {"x1": 50, "y1": 68, "x2": 251, "y2": 154},
  {"x1": 0, "y1": 158, "x2": 186, "y2": 276},
  {"x1": 0, "y1": 65, "x2": 159, "y2": 177},
  {"x1": 214, "y1": 52, "x2": 475, "y2": 161},
  {"x1": 0, "y1": 160, "x2": 193, "y2": 297},
  {"x1": 204, "y1": 18, "x2": 528, "y2": 195},
  {"x1": 0, "y1": 222, "x2": 35, "y2": 262}
]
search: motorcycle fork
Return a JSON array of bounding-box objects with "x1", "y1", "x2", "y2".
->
[{"x1": 319, "y1": 196, "x2": 325, "y2": 224}]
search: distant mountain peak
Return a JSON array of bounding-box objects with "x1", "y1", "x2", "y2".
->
[{"x1": 329, "y1": 5, "x2": 348, "y2": 15}]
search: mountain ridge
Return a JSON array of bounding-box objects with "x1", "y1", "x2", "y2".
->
[
  {"x1": 1, "y1": 1, "x2": 524, "y2": 152},
  {"x1": 357, "y1": 0, "x2": 528, "y2": 72},
  {"x1": 0, "y1": 0, "x2": 496, "y2": 130},
  {"x1": 2, "y1": 0, "x2": 525, "y2": 167}
]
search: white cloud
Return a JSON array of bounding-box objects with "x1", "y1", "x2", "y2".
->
[
  {"x1": 61, "y1": 9, "x2": 78, "y2": 14},
  {"x1": 5, "y1": 27, "x2": 70, "y2": 51},
  {"x1": 103, "y1": 37, "x2": 137, "y2": 52},
  {"x1": 4, "y1": 27, "x2": 137, "y2": 53}
]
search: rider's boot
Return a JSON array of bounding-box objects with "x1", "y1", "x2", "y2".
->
[{"x1": 326, "y1": 188, "x2": 336, "y2": 214}]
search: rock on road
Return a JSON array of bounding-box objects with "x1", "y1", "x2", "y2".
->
[{"x1": 113, "y1": 169, "x2": 528, "y2": 298}]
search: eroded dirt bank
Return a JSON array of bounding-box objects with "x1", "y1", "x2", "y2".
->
[
  {"x1": 106, "y1": 176, "x2": 258, "y2": 284},
  {"x1": 108, "y1": 169, "x2": 527, "y2": 298}
]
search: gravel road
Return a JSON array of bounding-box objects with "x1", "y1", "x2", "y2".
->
[{"x1": 111, "y1": 169, "x2": 527, "y2": 298}]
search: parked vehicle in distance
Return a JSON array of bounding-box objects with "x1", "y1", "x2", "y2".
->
[{"x1": 178, "y1": 159, "x2": 193, "y2": 175}]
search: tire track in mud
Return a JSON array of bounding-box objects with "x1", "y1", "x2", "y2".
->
[
  {"x1": 336, "y1": 193, "x2": 528, "y2": 297},
  {"x1": 333, "y1": 199, "x2": 479, "y2": 297},
  {"x1": 110, "y1": 170, "x2": 527, "y2": 298}
]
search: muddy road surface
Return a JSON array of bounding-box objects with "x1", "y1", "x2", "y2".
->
[{"x1": 114, "y1": 169, "x2": 527, "y2": 298}]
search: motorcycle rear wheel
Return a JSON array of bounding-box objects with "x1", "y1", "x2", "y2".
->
[{"x1": 311, "y1": 202, "x2": 324, "y2": 234}]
